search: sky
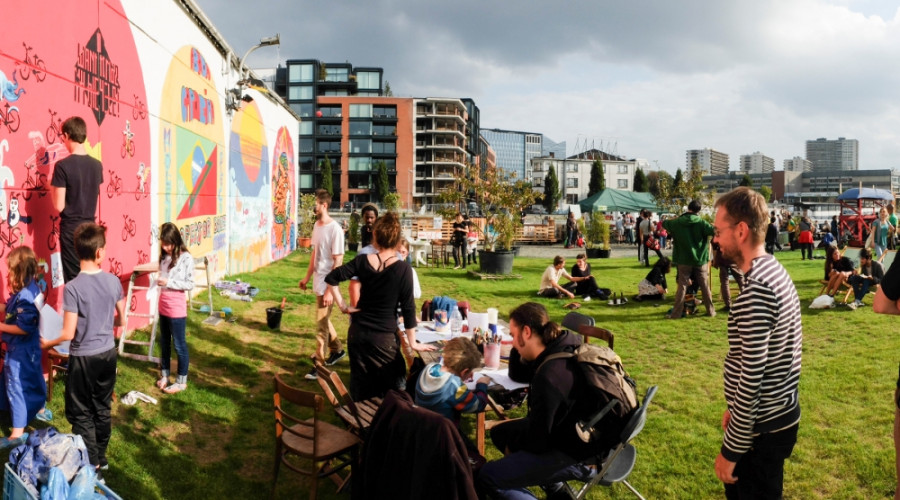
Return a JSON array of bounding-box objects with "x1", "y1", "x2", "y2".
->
[{"x1": 194, "y1": 0, "x2": 900, "y2": 174}]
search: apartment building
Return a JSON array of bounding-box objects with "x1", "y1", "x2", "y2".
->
[
  {"x1": 530, "y1": 150, "x2": 639, "y2": 207},
  {"x1": 784, "y1": 156, "x2": 812, "y2": 173},
  {"x1": 806, "y1": 137, "x2": 859, "y2": 171},
  {"x1": 739, "y1": 151, "x2": 775, "y2": 174},
  {"x1": 686, "y1": 148, "x2": 729, "y2": 176}
]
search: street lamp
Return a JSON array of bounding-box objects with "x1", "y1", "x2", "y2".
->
[{"x1": 227, "y1": 34, "x2": 281, "y2": 112}]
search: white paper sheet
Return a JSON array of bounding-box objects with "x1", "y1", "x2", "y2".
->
[
  {"x1": 466, "y1": 367, "x2": 528, "y2": 391},
  {"x1": 39, "y1": 304, "x2": 70, "y2": 354}
]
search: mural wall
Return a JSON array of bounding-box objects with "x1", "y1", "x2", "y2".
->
[{"x1": 1, "y1": 0, "x2": 299, "y2": 323}]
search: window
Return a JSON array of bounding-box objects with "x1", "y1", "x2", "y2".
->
[
  {"x1": 350, "y1": 122, "x2": 372, "y2": 136},
  {"x1": 356, "y1": 71, "x2": 380, "y2": 89},
  {"x1": 382, "y1": 159, "x2": 396, "y2": 170},
  {"x1": 322, "y1": 89, "x2": 348, "y2": 96},
  {"x1": 566, "y1": 178, "x2": 578, "y2": 188},
  {"x1": 350, "y1": 139, "x2": 371, "y2": 153},
  {"x1": 299, "y1": 139, "x2": 313, "y2": 154},
  {"x1": 373, "y1": 106, "x2": 396, "y2": 118},
  {"x1": 325, "y1": 67, "x2": 349, "y2": 82},
  {"x1": 289, "y1": 64, "x2": 313, "y2": 83},
  {"x1": 317, "y1": 125, "x2": 341, "y2": 136},
  {"x1": 566, "y1": 164, "x2": 578, "y2": 173},
  {"x1": 298, "y1": 156, "x2": 314, "y2": 170},
  {"x1": 373, "y1": 125, "x2": 395, "y2": 136},
  {"x1": 350, "y1": 104, "x2": 372, "y2": 118},
  {"x1": 373, "y1": 142, "x2": 395, "y2": 154},
  {"x1": 299, "y1": 174, "x2": 313, "y2": 189},
  {"x1": 318, "y1": 141, "x2": 340, "y2": 153},
  {"x1": 297, "y1": 103, "x2": 313, "y2": 118},
  {"x1": 617, "y1": 165, "x2": 628, "y2": 174},
  {"x1": 349, "y1": 157, "x2": 372, "y2": 171},
  {"x1": 617, "y1": 179, "x2": 628, "y2": 189},
  {"x1": 299, "y1": 122, "x2": 313, "y2": 135},
  {"x1": 288, "y1": 86, "x2": 312, "y2": 100}
]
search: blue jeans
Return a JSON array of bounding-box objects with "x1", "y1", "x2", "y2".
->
[
  {"x1": 849, "y1": 275, "x2": 874, "y2": 302},
  {"x1": 159, "y1": 315, "x2": 189, "y2": 381},
  {"x1": 477, "y1": 449, "x2": 595, "y2": 499}
]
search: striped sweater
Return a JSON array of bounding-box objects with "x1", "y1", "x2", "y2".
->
[{"x1": 722, "y1": 253, "x2": 802, "y2": 462}]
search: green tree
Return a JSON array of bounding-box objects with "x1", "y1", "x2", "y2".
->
[
  {"x1": 543, "y1": 167, "x2": 561, "y2": 212},
  {"x1": 374, "y1": 160, "x2": 390, "y2": 203},
  {"x1": 648, "y1": 170, "x2": 673, "y2": 199},
  {"x1": 673, "y1": 168, "x2": 684, "y2": 194},
  {"x1": 588, "y1": 160, "x2": 605, "y2": 197},
  {"x1": 739, "y1": 174, "x2": 753, "y2": 187},
  {"x1": 759, "y1": 185, "x2": 773, "y2": 202},
  {"x1": 384, "y1": 81, "x2": 393, "y2": 97},
  {"x1": 320, "y1": 155, "x2": 333, "y2": 197},
  {"x1": 633, "y1": 168, "x2": 648, "y2": 193}
]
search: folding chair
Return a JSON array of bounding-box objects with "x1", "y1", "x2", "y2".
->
[
  {"x1": 561, "y1": 311, "x2": 594, "y2": 334},
  {"x1": 272, "y1": 374, "x2": 360, "y2": 500},
  {"x1": 880, "y1": 249, "x2": 897, "y2": 270},
  {"x1": 562, "y1": 385, "x2": 658, "y2": 500},
  {"x1": 577, "y1": 325, "x2": 614, "y2": 350},
  {"x1": 315, "y1": 364, "x2": 382, "y2": 438}
]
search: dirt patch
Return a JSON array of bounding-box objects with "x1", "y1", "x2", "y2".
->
[{"x1": 151, "y1": 416, "x2": 233, "y2": 466}]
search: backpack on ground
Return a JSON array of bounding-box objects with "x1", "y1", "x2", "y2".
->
[{"x1": 538, "y1": 344, "x2": 638, "y2": 439}]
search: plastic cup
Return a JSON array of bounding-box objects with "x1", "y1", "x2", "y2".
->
[
  {"x1": 484, "y1": 343, "x2": 501, "y2": 370},
  {"x1": 500, "y1": 339, "x2": 513, "y2": 359}
]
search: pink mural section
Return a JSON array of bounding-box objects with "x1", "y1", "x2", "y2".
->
[
  {"x1": 0, "y1": 0, "x2": 151, "y2": 310},
  {"x1": 271, "y1": 126, "x2": 295, "y2": 260}
]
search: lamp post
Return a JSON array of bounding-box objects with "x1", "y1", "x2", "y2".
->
[{"x1": 228, "y1": 34, "x2": 280, "y2": 113}]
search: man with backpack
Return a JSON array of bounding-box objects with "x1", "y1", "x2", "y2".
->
[{"x1": 477, "y1": 302, "x2": 627, "y2": 499}]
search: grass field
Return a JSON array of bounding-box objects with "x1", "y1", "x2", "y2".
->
[{"x1": 7, "y1": 248, "x2": 900, "y2": 499}]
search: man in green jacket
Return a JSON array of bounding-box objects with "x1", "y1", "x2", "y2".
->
[{"x1": 662, "y1": 200, "x2": 716, "y2": 318}]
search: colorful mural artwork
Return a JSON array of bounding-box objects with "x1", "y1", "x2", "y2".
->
[
  {"x1": 228, "y1": 99, "x2": 270, "y2": 273},
  {"x1": 158, "y1": 46, "x2": 227, "y2": 276},
  {"x1": 3, "y1": 0, "x2": 151, "y2": 309},
  {"x1": 271, "y1": 126, "x2": 295, "y2": 260}
]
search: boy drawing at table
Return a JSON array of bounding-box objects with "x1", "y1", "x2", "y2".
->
[
  {"x1": 415, "y1": 337, "x2": 491, "y2": 424},
  {"x1": 41, "y1": 223, "x2": 125, "y2": 474}
]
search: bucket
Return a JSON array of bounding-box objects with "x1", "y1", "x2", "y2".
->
[{"x1": 266, "y1": 307, "x2": 283, "y2": 330}]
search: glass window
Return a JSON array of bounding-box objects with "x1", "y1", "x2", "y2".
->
[
  {"x1": 373, "y1": 125, "x2": 396, "y2": 136},
  {"x1": 299, "y1": 138, "x2": 313, "y2": 154},
  {"x1": 299, "y1": 174, "x2": 313, "y2": 189},
  {"x1": 349, "y1": 157, "x2": 372, "y2": 171},
  {"x1": 566, "y1": 178, "x2": 578, "y2": 188},
  {"x1": 350, "y1": 139, "x2": 371, "y2": 154},
  {"x1": 288, "y1": 85, "x2": 313, "y2": 101},
  {"x1": 299, "y1": 156, "x2": 314, "y2": 170},
  {"x1": 350, "y1": 122, "x2": 372, "y2": 136},
  {"x1": 617, "y1": 165, "x2": 628, "y2": 174},
  {"x1": 357, "y1": 91, "x2": 380, "y2": 97},
  {"x1": 373, "y1": 106, "x2": 396, "y2": 118},
  {"x1": 566, "y1": 164, "x2": 578, "y2": 173},
  {"x1": 299, "y1": 121, "x2": 313, "y2": 135},
  {"x1": 350, "y1": 104, "x2": 372, "y2": 118},
  {"x1": 373, "y1": 142, "x2": 395, "y2": 154},
  {"x1": 318, "y1": 141, "x2": 340, "y2": 153},
  {"x1": 617, "y1": 179, "x2": 628, "y2": 188},
  {"x1": 322, "y1": 89, "x2": 348, "y2": 96},
  {"x1": 383, "y1": 159, "x2": 396, "y2": 171},
  {"x1": 317, "y1": 125, "x2": 341, "y2": 136},
  {"x1": 297, "y1": 103, "x2": 313, "y2": 118},
  {"x1": 325, "y1": 67, "x2": 349, "y2": 82},
  {"x1": 356, "y1": 71, "x2": 380, "y2": 89},
  {"x1": 289, "y1": 64, "x2": 313, "y2": 83},
  {"x1": 320, "y1": 106, "x2": 342, "y2": 118}
]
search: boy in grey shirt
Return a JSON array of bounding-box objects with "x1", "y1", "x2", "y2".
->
[{"x1": 42, "y1": 223, "x2": 124, "y2": 475}]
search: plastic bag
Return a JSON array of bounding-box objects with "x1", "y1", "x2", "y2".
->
[
  {"x1": 39, "y1": 466, "x2": 69, "y2": 500},
  {"x1": 67, "y1": 466, "x2": 99, "y2": 500},
  {"x1": 809, "y1": 294, "x2": 835, "y2": 309}
]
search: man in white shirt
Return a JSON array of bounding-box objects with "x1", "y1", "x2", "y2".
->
[{"x1": 299, "y1": 189, "x2": 346, "y2": 380}]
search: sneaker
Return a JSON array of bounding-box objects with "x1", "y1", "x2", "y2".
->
[
  {"x1": 325, "y1": 350, "x2": 346, "y2": 366},
  {"x1": 95, "y1": 469, "x2": 105, "y2": 484},
  {"x1": 847, "y1": 301, "x2": 857, "y2": 310},
  {"x1": 99, "y1": 459, "x2": 109, "y2": 471},
  {"x1": 583, "y1": 296, "x2": 591, "y2": 302},
  {"x1": 304, "y1": 367, "x2": 318, "y2": 380}
]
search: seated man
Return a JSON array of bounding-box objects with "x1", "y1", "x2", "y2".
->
[
  {"x1": 477, "y1": 302, "x2": 614, "y2": 499},
  {"x1": 823, "y1": 247, "x2": 854, "y2": 297},
  {"x1": 537, "y1": 256, "x2": 581, "y2": 299},
  {"x1": 847, "y1": 248, "x2": 883, "y2": 309}
]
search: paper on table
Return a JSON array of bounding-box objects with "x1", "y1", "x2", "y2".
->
[
  {"x1": 415, "y1": 321, "x2": 451, "y2": 343},
  {"x1": 466, "y1": 367, "x2": 528, "y2": 391}
]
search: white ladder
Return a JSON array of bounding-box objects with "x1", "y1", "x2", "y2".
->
[
  {"x1": 118, "y1": 263, "x2": 160, "y2": 362},
  {"x1": 189, "y1": 256, "x2": 220, "y2": 326}
]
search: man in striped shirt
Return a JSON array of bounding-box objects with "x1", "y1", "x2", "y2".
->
[{"x1": 712, "y1": 187, "x2": 802, "y2": 499}]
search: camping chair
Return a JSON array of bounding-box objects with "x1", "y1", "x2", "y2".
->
[
  {"x1": 818, "y1": 246, "x2": 860, "y2": 303},
  {"x1": 562, "y1": 385, "x2": 658, "y2": 500},
  {"x1": 577, "y1": 325, "x2": 614, "y2": 350},
  {"x1": 272, "y1": 374, "x2": 360, "y2": 500},
  {"x1": 880, "y1": 249, "x2": 897, "y2": 271},
  {"x1": 315, "y1": 364, "x2": 382, "y2": 438},
  {"x1": 562, "y1": 311, "x2": 594, "y2": 334}
]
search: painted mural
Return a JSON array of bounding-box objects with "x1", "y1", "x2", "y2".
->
[
  {"x1": 271, "y1": 126, "x2": 295, "y2": 260},
  {"x1": 2, "y1": 0, "x2": 151, "y2": 310},
  {"x1": 228, "y1": 99, "x2": 270, "y2": 273},
  {"x1": 158, "y1": 46, "x2": 227, "y2": 277}
]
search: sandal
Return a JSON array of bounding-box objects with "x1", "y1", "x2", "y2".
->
[
  {"x1": 163, "y1": 383, "x2": 187, "y2": 394},
  {"x1": 156, "y1": 378, "x2": 168, "y2": 390}
]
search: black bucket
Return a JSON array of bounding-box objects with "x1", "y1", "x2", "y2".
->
[{"x1": 266, "y1": 307, "x2": 283, "y2": 330}]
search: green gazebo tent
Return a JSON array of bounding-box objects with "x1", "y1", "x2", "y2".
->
[{"x1": 578, "y1": 188, "x2": 660, "y2": 214}]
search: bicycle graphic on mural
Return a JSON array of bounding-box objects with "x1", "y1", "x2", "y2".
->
[
  {"x1": 121, "y1": 120, "x2": 135, "y2": 158},
  {"x1": 0, "y1": 103, "x2": 20, "y2": 133},
  {"x1": 16, "y1": 42, "x2": 46, "y2": 83},
  {"x1": 0, "y1": 221, "x2": 22, "y2": 258},
  {"x1": 133, "y1": 94, "x2": 147, "y2": 120},
  {"x1": 106, "y1": 170, "x2": 123, "y2": 198},
  {"x1": 122, "y1": 214, "x2": 136, "y2": 241},
  {"x1": 45, "y1": 109, "x2": 62, "y2": 144},
  {"x1": 108, "y1": 257, "x2": 123, "y2": 277},
  {"x1": 21, "y1": 162, "x2": 47, "y2": 201},
  {"x1": 47, "y1": 214, "x2": 60, "y2": 251}
]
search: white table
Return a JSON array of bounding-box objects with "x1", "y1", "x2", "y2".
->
[{"x1": 409, "y1": 239, "x2": 430, "y2": 267}]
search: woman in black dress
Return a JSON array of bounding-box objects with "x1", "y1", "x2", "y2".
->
[{"x1": 325, "y1": 212, "x2": 435, "y2": 401}]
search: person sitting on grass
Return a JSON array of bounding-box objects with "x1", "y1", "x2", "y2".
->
[
  {"x1": 823, "y1": 245, "x2": 854, "y2": 297},
  {"x1": 537, "y1": 256, "x2": 582, "y2": 299},
  {"x1": 415, "y1": 337, "x2": 490, "y2": 425},
  {"x1": 847, "y1": 248, "x2": 883, "y2": 310},
  {"x1": 635, "y1": 256, "x2": 671, "y2": 301},
  {"x1": 568, "y1": 253, "x2": 606, "y2": 300}
]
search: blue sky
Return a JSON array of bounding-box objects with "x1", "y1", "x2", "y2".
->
[{"x1": 195, "y1": 0, "x2": 900, "y2": 174}]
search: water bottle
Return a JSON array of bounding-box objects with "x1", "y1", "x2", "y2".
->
[{"x1": 450, "y1": 307, "x2": 463, "y2": 339}]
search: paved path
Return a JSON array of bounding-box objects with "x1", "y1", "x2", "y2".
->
[{"x1": 516, "y1": 242, "x2": 672, "y2": 261}]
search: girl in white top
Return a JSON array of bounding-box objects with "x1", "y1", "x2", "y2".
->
[{"x1": 155, "y1": 223, "x2": 194, "y2": 394}]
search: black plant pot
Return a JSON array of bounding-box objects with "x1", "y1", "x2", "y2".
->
[
  {"x1": 597, "y1": 249, "x2": 611, "y2": 259},
  {"x1": 586, "y1": 248, "x2": 604, "y2": 259},
  {"x1": 479, "y1": 250, "x2": 515, "y2": 275},
  {"x1": 348, "y1": 242, "x2": 359, "y2": 252}
]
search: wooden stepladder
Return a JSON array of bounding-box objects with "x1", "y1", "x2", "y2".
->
[{"x1": 118, "y1": 256, "x2": 216, "y2": 362}]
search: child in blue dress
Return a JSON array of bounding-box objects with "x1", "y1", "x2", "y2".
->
[{"x1": 0, "y1": 246, "x2": 47, "y2": 448}]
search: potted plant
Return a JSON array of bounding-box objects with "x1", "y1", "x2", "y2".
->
[
  {"x1": 347, "y1": 211, "x2": 360, "y2": 252},
  {"x1": 297, "y1": 193, "x2": 317, "y2": 248},
  {"x1": 585, "y1": 210, "x2": 611, "y2": 258},
  {"x1": 437, "y1": 164, "x2": 538, "y2": 274}
]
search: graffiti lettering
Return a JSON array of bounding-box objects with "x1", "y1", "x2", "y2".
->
[
  {"x1": 180, "y1": 218, "x2": 212, "y2": 247},
  {"x1": 74, "y1": 30, "x2": 120, "y2": 125},
  {"x1": 190, "y1": 48, "x2": 210, "y2": 80},
  {"x1": 180, "y1": 87, "x2": 214, "y2": 125},
  {"x1": 213, "y1": 215, "x2": 226, "y2": 234}
]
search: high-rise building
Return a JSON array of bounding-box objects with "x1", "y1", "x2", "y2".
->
[
  {"x1": 686, "y1": 148, "x2": 729, "y2": 175},
  {"x1": 481, "y1": 128, "x2": 547, "y2": 180},
  {"x1": 805, "y1": 137, "x2": 858, "y2": 171},
  {"x1": 739, "y1": 152, "x2": 775, "y2": 174},
  {"x1": 784, "y1": 156, "x2": 812, "y2": 173}
]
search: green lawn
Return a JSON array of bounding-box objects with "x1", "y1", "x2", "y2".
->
[{"x1": 9, "y1": 248, "x2": 899, "y2": 499}]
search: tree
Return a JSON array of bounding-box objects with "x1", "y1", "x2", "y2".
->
[
  {"x1": 588, "y1": 160, "x2": 605, "y2": 197},
  {"x1": 543, "y1": 167, "x2": 561, "y2": 213},
  {"x1": 739, "y1": 174, "x2": 753, "y2": 188},
  {"x1": 384, "y1": 81, "x2": 393, "y2": 97},
  {"x1": 759, "y1": 185, "x2": 773, "y2": 203},
  {"x1": 374, "y1": 160, "x2": 390, "y2": 204},
  {"x1": 673, "y1": 168, "x2": 684, "y2": 194},
  {"x1": 649, "y1": 170, "x2": 673, "y2": 199},
  {"x1": 320, "y1": 155, "x2": 333, "y2": 197},
  {"x1": 633, "y1": 168, "x2": 648, "y2": 193}
]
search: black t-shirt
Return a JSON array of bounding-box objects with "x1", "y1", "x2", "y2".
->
[
  {"x1": 452, "y1": 221, "x2": 467, "y2": 244},
  {"x1": 883, "y1": 254, "x2": 900, "y2": 301},
  {"x1": 645, "y1": 267, "x2": 667, "y2": 290},
  {"x1": 324, "y1": 254, "x2": 416, "y2": 332},
  {"x1": 51, "y1": 154, "x2": 103, "y2": 223},
  {"x1": 361, "y1": 226, "x2": 374, "y2": 248}
]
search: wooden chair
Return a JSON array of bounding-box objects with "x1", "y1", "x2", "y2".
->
[
  {"x1": 578, "y1": 325, "x2": 614, "y2": 350},
  {"x1": 46, "y1": 348, "x2": 68, "y2": 402},
  {"x1": 272, "y1": 374, "x2": 360, "y2": 500},
  {"x1": 315, "y1": 364, "x2": 381, "y2": 438}
]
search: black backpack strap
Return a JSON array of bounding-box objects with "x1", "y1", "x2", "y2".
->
[{"x1": 536, "y1": 351, "x2": 574, "y2": 375}]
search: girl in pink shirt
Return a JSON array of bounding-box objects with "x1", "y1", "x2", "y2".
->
[{"x1": 155, "y1": 223, "x2": 194, "y2": 394}]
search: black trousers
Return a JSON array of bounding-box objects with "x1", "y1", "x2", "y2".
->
[
  {"x1": 60, "y1": 219, "x2": 89, "y2": 283},
  {"x1": 65, "y1": 347, "x2": 117, "y2": 466},
  {"x1": 347, "y1": 324, "x2": 406, "y2": 402},
  {"x1": 725, "y1": 423, "x2": 799, "y2": 500}
]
